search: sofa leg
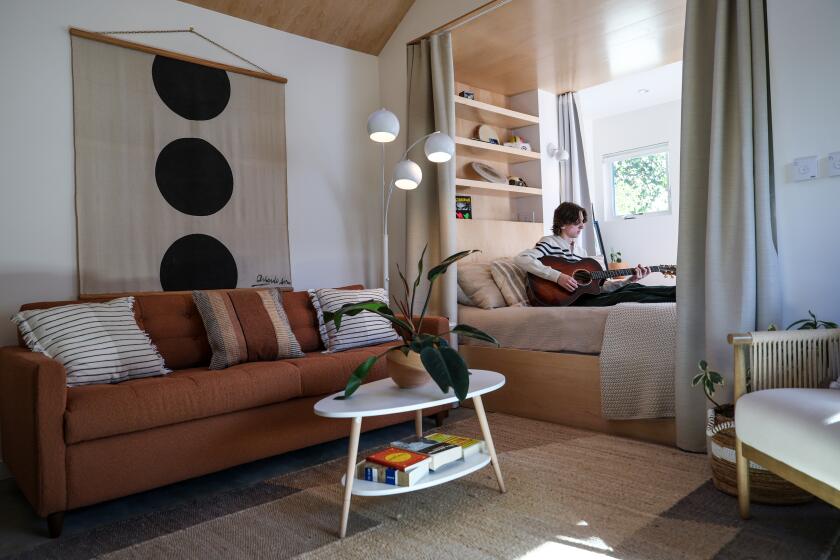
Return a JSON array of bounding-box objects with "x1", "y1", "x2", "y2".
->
[
  {"x1": 47, "y1": 511, "x2": 64, "y2": 538},
  {"x1": 735, "y1": 438, "x2": 750, "y2": 519},
  {"x1": 434, "y1": 410, "x2": 448, "y2": 427}
]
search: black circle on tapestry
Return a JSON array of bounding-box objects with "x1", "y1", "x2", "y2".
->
[
  {"x1": 155, "y1": 138, "x2": 234, "y2": 216},
  {"x1": 160, "y1": 233, "x2": 238, "y2": 291},
  {"x1": 152, "y1": 55, "x2": 231, "y2": 121}
]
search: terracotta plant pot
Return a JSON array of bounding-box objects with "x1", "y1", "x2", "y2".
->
[
  {"x1": 386, "y1": 350, "x2": 430, "y2": 389},
  {"x1": 607, "y1": 261, "x2": 628, "y2": 280}
]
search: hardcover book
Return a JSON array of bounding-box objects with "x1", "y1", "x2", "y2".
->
[
  {"x1": 390, "y1": 437, "x2": 463, "y2": 470},
  {"x1": 355, "y1": 460, "x2": 429, "y2": 487},
  {"x1": 456, "y1": 195, "x2": 472, "y2": 219},
  {"x1": 425, "y1": 433, "x2": 487, "y2": 458},
  {"x1": 366, "y1": 447, "x2": 430, "y2": 471}
]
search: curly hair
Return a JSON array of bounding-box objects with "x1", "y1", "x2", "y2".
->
[{"x1": 551, "y1": 202, "x2": 588, "y2": 236}]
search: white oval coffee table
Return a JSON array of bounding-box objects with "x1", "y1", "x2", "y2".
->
[{"x1": 314, "y1": 369, "x2": 506, "y2": 538}]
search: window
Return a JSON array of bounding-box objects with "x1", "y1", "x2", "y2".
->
[{"x1": 603, "y1": 144, "x2": 670, "y2": 218}]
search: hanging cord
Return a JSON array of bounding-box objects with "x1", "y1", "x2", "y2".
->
[{"x1": 97, "y1": 27, "x2": 273, "y2": 76}]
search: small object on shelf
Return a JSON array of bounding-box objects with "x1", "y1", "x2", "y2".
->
[
  {"x1": 504, "y1": 135, "x2": 531, "y2": 151},
  {"x1": 476, "y1": 124, "x2": 500, "y2": 145},
  {"x1": 355, "y1": 459, "x2": 430, "y2": 486},
  {"x1": 458, "y1": 90, "x2": 475, "y2": 100},
  {"x1": 470, "y1": 161, "x2": 507, "y2": 184},
  {"x1": 456, "y1": 195, "x2": 472, "y2": 219},
  {"x1": 391, "y1": 437, "x2": 463, "y2": 471},
  {"x1": 366, "y1": 447, "x2": 430, "y2": 471},
  {"x1": 508, "y1": 176, "x2": 527, "y2": 187}
]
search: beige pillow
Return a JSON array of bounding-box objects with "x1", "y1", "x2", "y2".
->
[
  {"x1": 490, "y1": 258, "x2": 530, "y2": 307},
  {"x1": 457, "y1": 263, "x2": 507, "y2": 309}
]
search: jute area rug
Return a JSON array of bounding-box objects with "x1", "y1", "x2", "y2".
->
[{"x1": 13, "y1": 413, "x2": 840, "y2": 559}]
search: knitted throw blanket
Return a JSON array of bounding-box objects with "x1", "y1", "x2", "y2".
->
[{"x1": 600, "y1": 302, "x2": 677, "y2": 419}]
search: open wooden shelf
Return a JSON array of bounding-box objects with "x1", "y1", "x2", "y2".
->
[
  {"x1": 456, "y1": 178, "x2": 542, "y2": 198},
  {"x1": 454, "y1": 95, "x2": 539, "y2": 129},
  {"x1": 455, "y1": 136, "x2": 540, "y2": 164}
]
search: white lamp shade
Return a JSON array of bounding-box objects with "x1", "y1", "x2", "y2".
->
[
  {"x1": 393, "y1": 159, "x2": 422, "y2": 190},
  {"x1": 424, "y1": 132, "x2": 455, "y2": 162},
  {"x1": 367, "y1": 108, "x2": 399, "y2": 143}
]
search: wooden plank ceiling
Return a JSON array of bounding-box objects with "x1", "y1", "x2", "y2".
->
[
  {"x1": 180, "y1": 0, "x2": 415, "y2": 55},
  {"x1": 452, "y1": 0, "x2": 686, "y2": 95}
]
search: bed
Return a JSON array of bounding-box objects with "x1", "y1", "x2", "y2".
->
[{"x1": 456, "y1": 220, "x2": 676, "y2": 446}]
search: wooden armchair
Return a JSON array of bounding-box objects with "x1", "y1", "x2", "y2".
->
[{"x1": 729, "y1": 328, "x2": 840, "y2": 518}]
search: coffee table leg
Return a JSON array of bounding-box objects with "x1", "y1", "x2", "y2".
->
[
  {"x1": 415, "y1": 409, "x2": 423, "y2": 437},
  {"x1": 472, "y1": 395, "x2": 506, "y2": 493},
  {"x1": 340, "y1": 416, "x2": 362, "y2": 538}
]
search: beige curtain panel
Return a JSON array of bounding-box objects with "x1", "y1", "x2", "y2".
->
[
  {"x1": 405, "y1": 34, "x2": 457, "y2": 320},
  {"x1": 676, "y1": 0, "x2": 781, "y2": 451}
]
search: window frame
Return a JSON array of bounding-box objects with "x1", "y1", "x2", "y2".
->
[{"x1": 602, "y1": 142, "x2": 672, "y2": 220}]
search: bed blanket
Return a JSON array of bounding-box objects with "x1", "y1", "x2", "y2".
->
[{"x1": 600, "y1": 302, "x2": 677, "y2": 419}]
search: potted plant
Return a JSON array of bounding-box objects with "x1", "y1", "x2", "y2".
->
[
  {"x1": 607, "y1": 248, "x2": 627, "y2": 279},
  {"x1": 323, "y1": 247, "x2": 499, "y2": 401},
  {"x1": 693, "y1": 359, "x2": 812, "y2": 504}
]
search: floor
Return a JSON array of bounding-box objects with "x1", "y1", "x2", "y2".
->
[{"x1": 0, "y1": 408, "x2": 471, "y2": 558}]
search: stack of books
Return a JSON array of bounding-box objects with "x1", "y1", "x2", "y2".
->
[{"x1": 355, "y1": 433, "x2": 488, "y2": 487}]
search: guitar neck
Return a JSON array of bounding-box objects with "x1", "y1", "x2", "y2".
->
[{"x1": 591, "y1": 265, "x2": 666, "y2": 280}]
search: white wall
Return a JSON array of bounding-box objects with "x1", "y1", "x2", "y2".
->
[
  {"x1": 0, "y1": 0, "x2": 383, "y2": 346},
  {"x1": 583, "y1": 101, "x2": 681, "y2": 284},
  {"x1": 767, "y1": 0, "x2": 840, "y2": 326},
  {"x1": 377, "y1": 0, "x2": 486, "y2": 295}
]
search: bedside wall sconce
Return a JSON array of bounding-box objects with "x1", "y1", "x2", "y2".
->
[{"x1": 546, "y1": 143, "x2": 570, "y2": 162}]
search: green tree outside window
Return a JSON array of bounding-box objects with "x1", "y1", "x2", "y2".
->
[{"x1": 611, "y1": 151, "x2": 670, "y2": 216}]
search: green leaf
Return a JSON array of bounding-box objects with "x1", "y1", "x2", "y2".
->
[
  {"x1": 691, "y1": 373, "x2": 704, "y2": 386},
  {"x1": 419, "y1": 346, "x2": 452, "y2": 394},
  {"x1": 427, "y1": 250, "x2": 481, "y2": 283},
  {"x1": 451, "y1": 324, "x2": 499, "y2": 346},
  {"x1": 414, "y1": 245, "x2": 427, "y2": 290},
  {"x1": 409, "y1": 333, "x2": 439, "y2": 354},
  {"x1": 698, "y1": 360, "x2": 708, "y2": 371},
  {"x1": 343, "y1": 355, "x2": 379, "y2": 397},
  {"x1": 440, "y1": 346, "x2": 470, "y2": 401},
  {"x1": 709, "y1": 371, "x2": 724, "y2": 384}
]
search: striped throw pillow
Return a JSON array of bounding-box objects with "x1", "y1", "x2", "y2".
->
[
  {"x1": 309, "y1": 288, "x2": 399, "y2": 353},
  {"x1": 193, "y1": 289, "x2": 303, "y2": 370},
  {"x1": 490, "y1": 258, "x2": 530, "y2": 307},
  {"x1": 11, "y1": 297, "x2": 170, "y2": 387}
]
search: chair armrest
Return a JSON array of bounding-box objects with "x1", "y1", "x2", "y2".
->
[
  {"x1": 728, "y1": 333, "x2": 752, "y2": 403},
  {"x1": 413, "y1": 315, "x2": 450, "y2": 338},
  {"x1": 0, "y1": 347, "x2": 67, "y2": 516}
]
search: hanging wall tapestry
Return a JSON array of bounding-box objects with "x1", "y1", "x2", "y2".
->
[{"x1": 70, "y1": 30, "x2": 291, "y2": 294}]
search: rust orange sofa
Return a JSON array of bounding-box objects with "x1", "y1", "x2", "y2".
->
[{"x1": 0, "y1": 287, "x2": 450, "y2": 537}]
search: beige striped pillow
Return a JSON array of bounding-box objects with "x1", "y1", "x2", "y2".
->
[
  {"x1": 193, "y1": 289, "x2": 303, "y2": 369},
  {"x1": 490, "y1": 258, "x2": 530, "y2": 307}
]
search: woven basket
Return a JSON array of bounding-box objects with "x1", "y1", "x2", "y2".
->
[{"x1": 707, "y1": 406, "x2": 812, "y2": 504}]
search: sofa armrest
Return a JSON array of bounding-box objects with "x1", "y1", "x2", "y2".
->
[{"x1": 0, "y1": 347, "x2": 67, "y2": 516}]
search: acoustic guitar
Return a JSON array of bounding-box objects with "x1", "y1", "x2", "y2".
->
[{"x1": 526, "y1": 257, "x2": 677, "y2": 307}]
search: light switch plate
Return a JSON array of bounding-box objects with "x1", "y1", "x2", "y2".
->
[
  {"x1": 793, "y1": 155, "x2": 819, "y2": 181},
  {"x1": 828, "y1": 152, "x2": 840, "y2": 177}
]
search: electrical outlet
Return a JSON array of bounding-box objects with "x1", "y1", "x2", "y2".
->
[
  {"x1": 828, "y1": 152, "x2": 840, "y2": 177},
  {"x1": 792, "y1": 156, "x2": 818, "y2": 181}
]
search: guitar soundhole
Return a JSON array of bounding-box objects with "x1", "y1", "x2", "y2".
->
[{"x1": 573, "y1": 270, "x2": 592, "y2": 285}]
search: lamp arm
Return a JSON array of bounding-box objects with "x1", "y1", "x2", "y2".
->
[{"x1": 401, "y1": 131, "x2": 439, "y2": 160}]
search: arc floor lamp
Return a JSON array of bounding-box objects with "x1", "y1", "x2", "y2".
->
[{"x1": 367, "y1": 108, "x2": 455, "y2": 291}]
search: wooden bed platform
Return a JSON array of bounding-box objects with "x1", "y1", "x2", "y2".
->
[{"x1": 459, "y1": 346, "x2": 675, "y2": 447}]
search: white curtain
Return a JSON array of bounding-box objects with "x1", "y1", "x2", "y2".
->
[
  {"x1": 405, "y1": 34, "x2": 457, "y2": 320},
  {"x1": 676, "y1": 0, "x2": 781, "y2": 451},
  {"x1": 558, "y1": 92, "x2": 595, "y2": 255}
]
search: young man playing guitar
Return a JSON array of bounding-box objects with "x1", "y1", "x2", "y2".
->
[{"x1": 514, "y1": 202, "x2": 676, "y2": 306}]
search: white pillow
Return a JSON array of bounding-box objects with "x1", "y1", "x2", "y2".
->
[
  {"x1": 11, "y1": 297, "x2": 170, "y2": 387},
  {"x1": 308, "y1": 288, "x2": 400, "y2": 352}
]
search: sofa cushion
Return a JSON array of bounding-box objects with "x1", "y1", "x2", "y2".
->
[
  {"x1": 65, "y1": 362, "x2": 303, "y2": 444},
  {"x1": 736, "y1": 388, "x2": 840, "y2": 490},
  {"x1": 281, "y1": 285, "x2": 363, "y2": 353},
  {"x1": 284, "y1": 342, "x2": 399, "y2": 397},
  {"x1": 309, "y1": 288, "x2": 400, "y2": 352},
  {"x1": 193, "y1": 289, "x2": 303, "y2": 369}
]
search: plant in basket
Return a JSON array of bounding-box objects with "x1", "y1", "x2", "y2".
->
[
  {"x1": 324, "y1": 247, "x2": 499, "y2": 401},
  {"x1": 693, "y1": 359, "x2": 813, "y2": 504}
]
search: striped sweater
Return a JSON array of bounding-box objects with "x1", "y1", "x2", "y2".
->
[{"x1": 513, "y1": 235, "x2": 628, "y2": 293}]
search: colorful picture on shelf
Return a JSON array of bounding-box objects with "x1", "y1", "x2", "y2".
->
[{"x1": 456, "y1": 195, "x2": 472, "y2": 220}]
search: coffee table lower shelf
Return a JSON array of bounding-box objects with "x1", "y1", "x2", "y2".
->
[{"x1": 341, "y1": 453, "x2": 492, "y2": 496}]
